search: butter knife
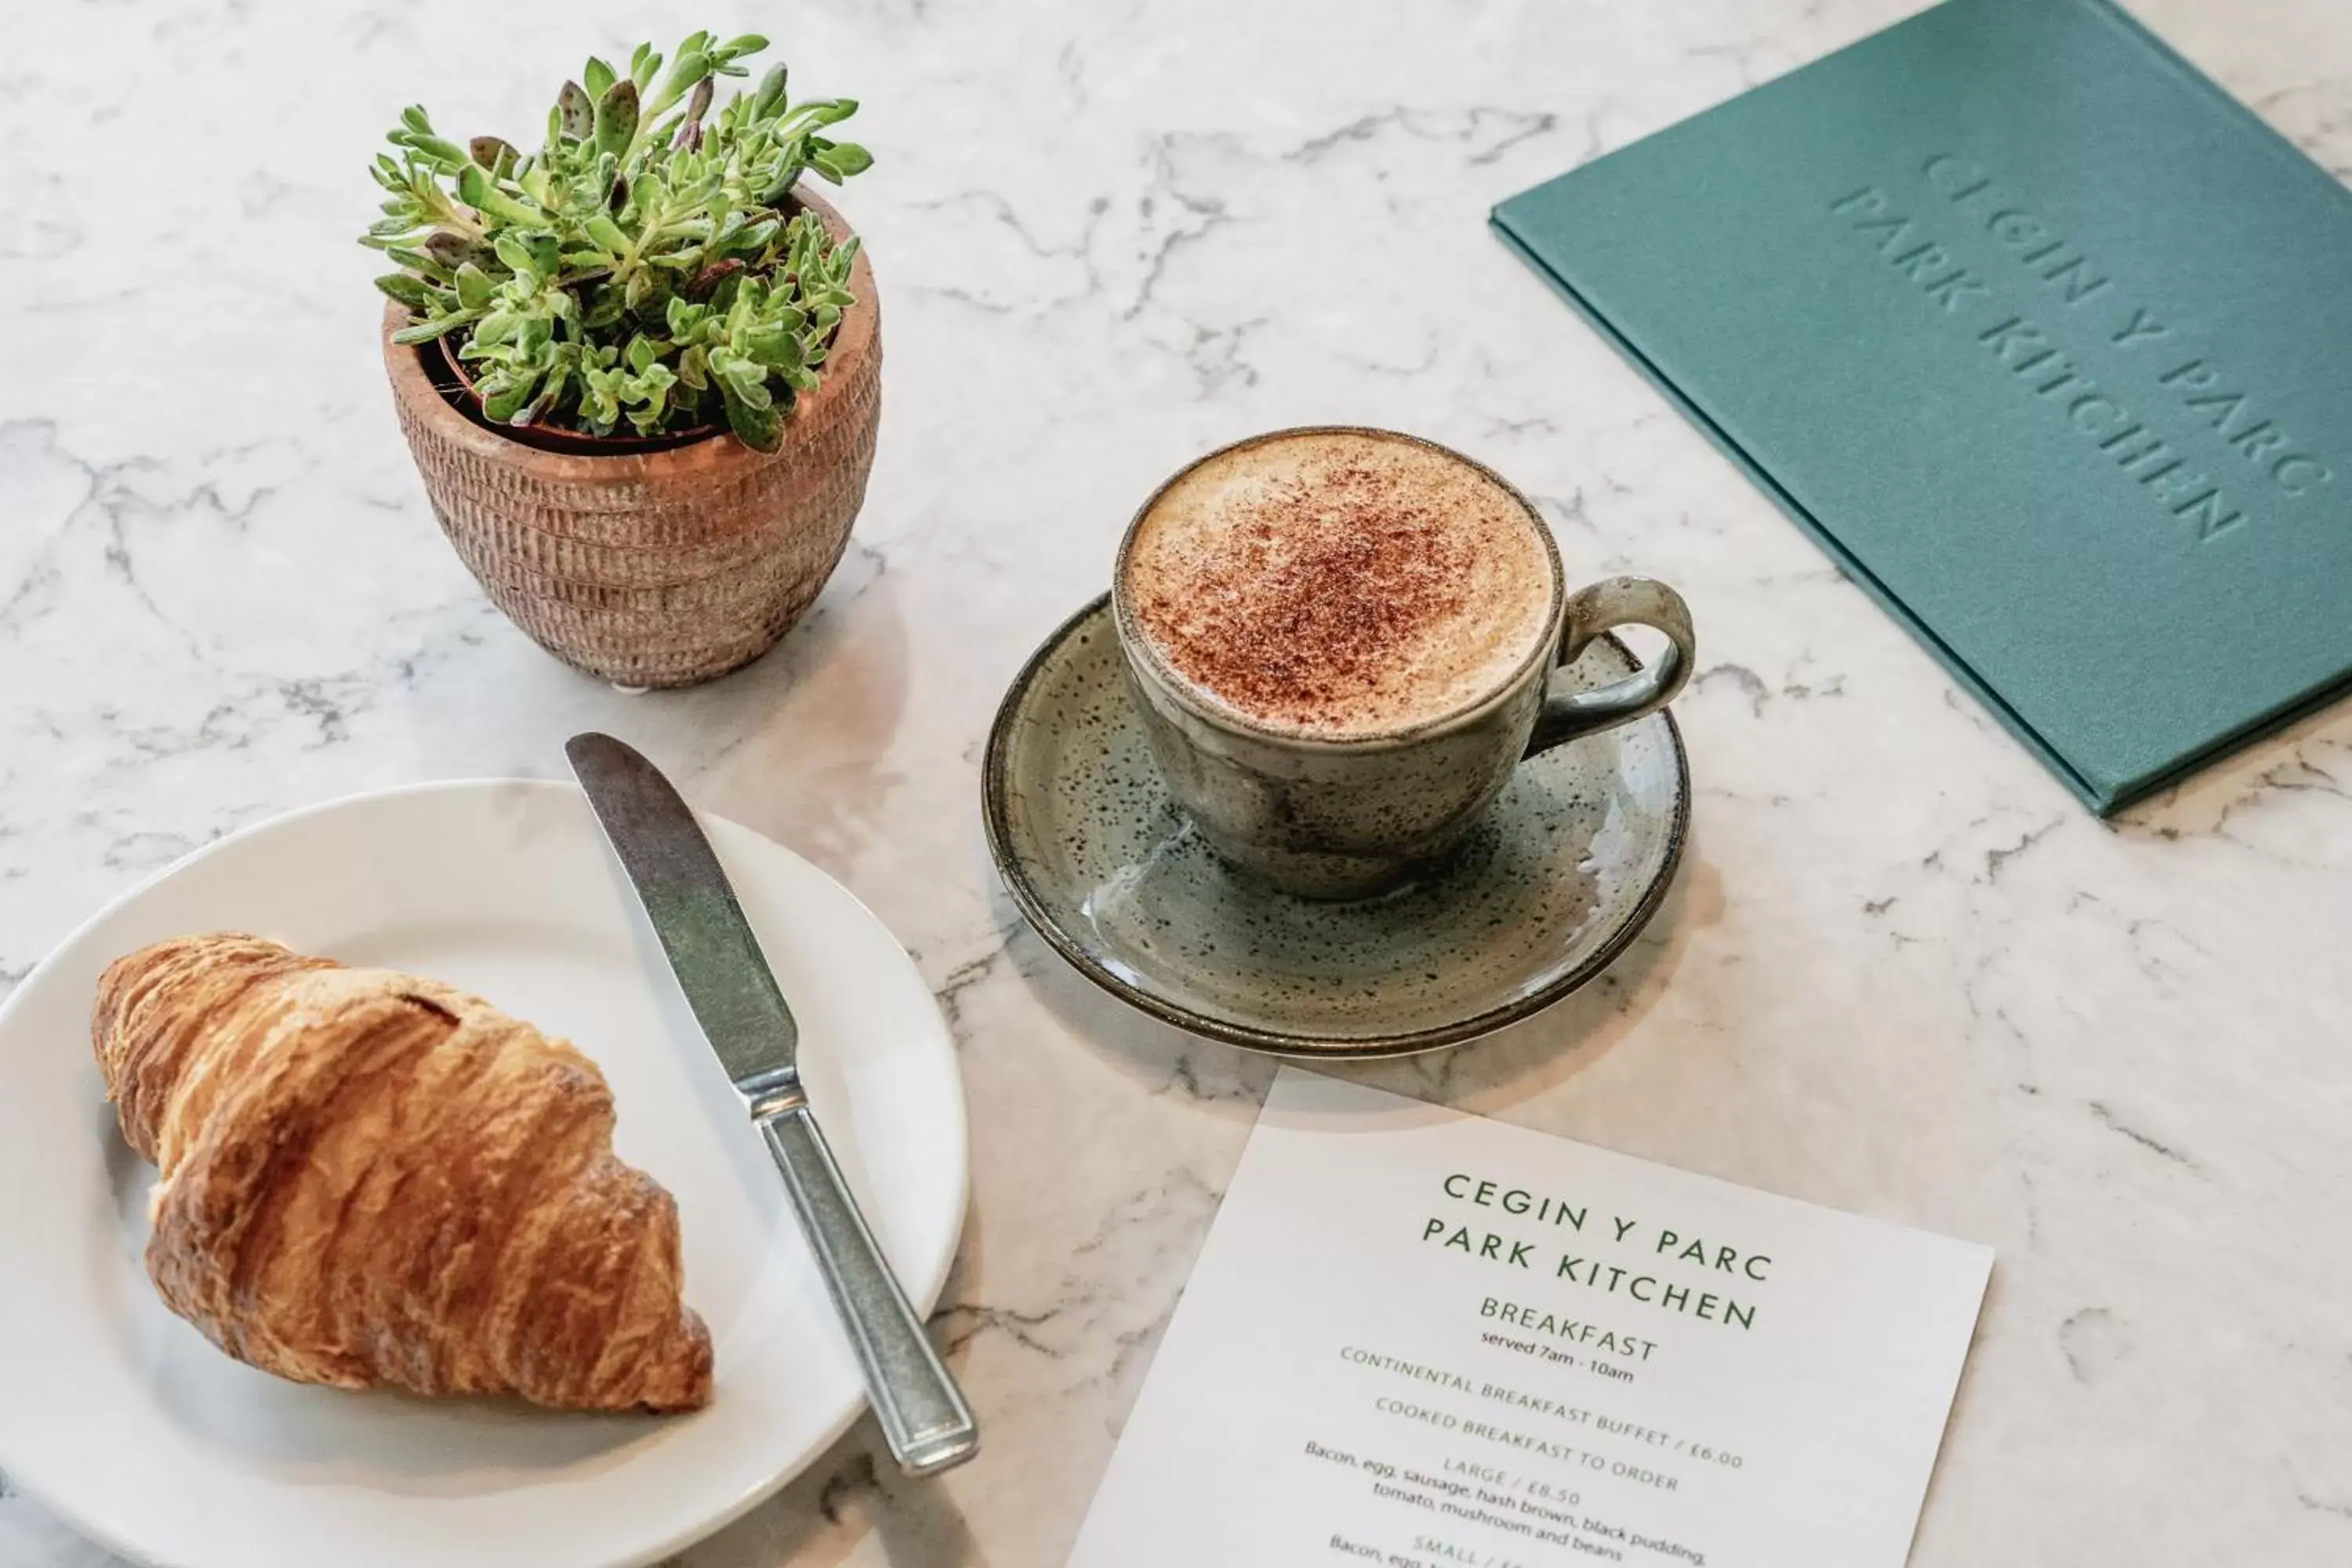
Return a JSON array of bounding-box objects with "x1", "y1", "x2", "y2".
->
[{"x1": 565, "y1": 731, "x2": 980, "y2": 1477}]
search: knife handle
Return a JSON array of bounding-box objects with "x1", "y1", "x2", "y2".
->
[{"x1": 758, "y1": 1105, "x2": 980, "y2": 1477}]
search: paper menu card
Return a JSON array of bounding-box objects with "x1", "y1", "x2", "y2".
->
[
  {"x1": 1066, "y1": 1069, "x2": 1992, "y2": 1568},
  {"x1": 1493, "y1": 0, "x2": 2352, "y2": 814}
]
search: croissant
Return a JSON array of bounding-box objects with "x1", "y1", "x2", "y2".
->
[{"x1": 92, "y1": 933, "x2": 712, "y2": 1413}]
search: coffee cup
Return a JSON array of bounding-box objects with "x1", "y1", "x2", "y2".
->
[{"x1": 1111, "y1": 426, "x2": 1695, "y2": 899}]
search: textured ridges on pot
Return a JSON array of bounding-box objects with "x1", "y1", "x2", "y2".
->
[{"x1": 382, "y1": 189, "x2": 882, "y2": 689}]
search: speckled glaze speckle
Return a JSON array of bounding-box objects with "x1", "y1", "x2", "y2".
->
[{"x1": 982, "y1": 595, "x2": 1689, "y2": 1055}]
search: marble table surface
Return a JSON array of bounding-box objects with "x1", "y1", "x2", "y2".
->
[{"x1": 5, "y1": 0, "x2": 2351, "y2": 1563}]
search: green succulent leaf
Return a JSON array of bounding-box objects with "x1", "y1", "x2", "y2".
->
[
  {"x1": 491, "y1": 232, "x2": 539, "y2": 281},
  {"x1": 399, "y1": 133, "x2": 467, "y2": 174},
  {"x1": 484, "y1": 369, "x2": 543, "y2": 423},
  {"x1": 579, "y1": 365, "x2": 623, "y2": 430},
  {"x1": 706, "y1": 348, "x2": 766, "y2": 407},
  {"x1": 750, "y1": 65, "x2": 788, "y2": 118},
  {"x1": 375, "y1": 272, "x2": 436, "y2": 309},
  {"x1": 454, "y1": 261, "x2": 495, "y2": 310},
  {"x1": 655, "y1": 51, "x2": 711, "y2": 114},
  {"x1": 721, "y1": 383, "x2": 782, "y2": 451},
  {"x1": 583, "y1": 212, "x2": 630, "y2": 255},
  {"x1": 583, "y1": 56, "x2": 616, "y2": 100},
  {"x1": 556, "y1": 80, "x2": 594, "y2": 141},
  {"x1": 816, "y1": 142, "x2": 873, "y2": 178},
  {"x1": 593, "y1": 79, "x2": 639, "y2": 158},
  {"x1": 626, "y1": 364, "x2": 679, "y2": 434},
  {"x1": 525, "y1": 358, "x2": 576, "y2": 425},
  {"x1": 472, "y1": 308, "x2": 521, "y2": 349},
  {"x1": 390, "y1": 312, "x2": 477, "y2": 344},
  {"x1": 384, "y1": 245, "x2": 451, "y2": 281},
  {"x1": 485, "y1": 189, "x2": 543, "y2": 226}
]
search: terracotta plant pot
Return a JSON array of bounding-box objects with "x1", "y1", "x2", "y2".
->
[{"x1": 383, "y1": 188, "x2": 881, "y2": 688}]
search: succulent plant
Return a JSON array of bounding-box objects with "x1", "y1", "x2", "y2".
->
[{"x1": 364, "y1": 31, "x2": 871, "y2": 451}]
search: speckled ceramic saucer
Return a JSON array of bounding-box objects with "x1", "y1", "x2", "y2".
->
[{"x1": 981, "y1": 595, "x2": 1690, "y2": 1057}]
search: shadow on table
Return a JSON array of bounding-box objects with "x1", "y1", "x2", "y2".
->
[
  {"x1": 2111, "y1": 696, "x2": 2352, "y2": 846},
  {"x1": 1002, "y1": 831, "x2": 1724, "y2": 1118},
  {"x1": 664, "y1": 1183, "x2": 993, "y2": 1567},
  {"x1": 402, "y1": 534, "x2": 916, "y2": 874},
  {"x1": 667, "y1": 1409, "x2": 981, "y2": 1568}
]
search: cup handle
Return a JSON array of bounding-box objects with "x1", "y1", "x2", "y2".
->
[{"x1": 1524, "y1": 576, "x2": 1696, "y2": 758}]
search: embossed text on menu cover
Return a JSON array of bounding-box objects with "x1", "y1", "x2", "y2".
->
[
  {"x1": 1493, "y1": 0, "x2": 2352, "y2": 813},
  {"x1": 1065, "y1": 1069, "x2": 1992, "y2": 1567}
]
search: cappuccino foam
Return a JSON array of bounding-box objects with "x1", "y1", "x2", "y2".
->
[{"x1": 1121, "y1": 431, "x2": 1556, "y2": 737}]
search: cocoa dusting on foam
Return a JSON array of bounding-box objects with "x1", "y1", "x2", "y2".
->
[{"x1": 1123, "y1": 433, "x2": 1555, "y2": 736}]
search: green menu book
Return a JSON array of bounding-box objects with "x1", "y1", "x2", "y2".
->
[{"x1": 1494, "y1": 0, "x2": 2352, "y2": 814}]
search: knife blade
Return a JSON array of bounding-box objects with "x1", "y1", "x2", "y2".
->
[{"x1": 565, "y1": 731, "x2": 980, "y2": 1477}]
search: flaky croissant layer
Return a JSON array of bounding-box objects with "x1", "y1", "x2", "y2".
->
[{"x1": 93, "y1": 933, "x2": 712, "y2": 1412}]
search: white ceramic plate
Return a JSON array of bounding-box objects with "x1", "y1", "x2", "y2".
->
[{"x1": 0, "y1": 781, "x2": 968, "y2": 1568}]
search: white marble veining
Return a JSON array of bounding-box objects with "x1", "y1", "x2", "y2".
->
[{"x1": 4, "y1": 0, "x2": 2351, "y2": 1563}]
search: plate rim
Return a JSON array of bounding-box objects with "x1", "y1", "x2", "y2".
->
[
  {"x1": 981, "y1": 593, "x2": 1690, "y2": 1058},
  {"x1": 0, "y1": 777, "x2": 970, "y2": 1568}
]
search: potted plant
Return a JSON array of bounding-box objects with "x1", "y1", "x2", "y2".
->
[{"x1": 365, "y1": 31, "x2": 881, "y2": 688}]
